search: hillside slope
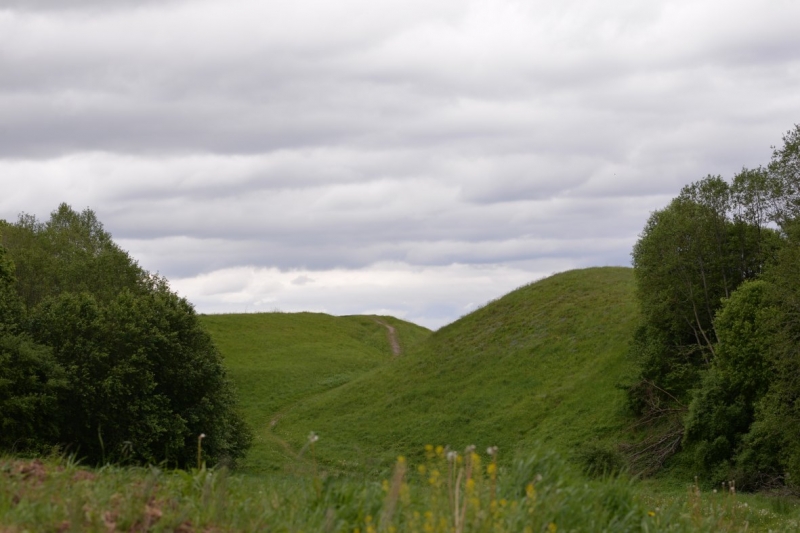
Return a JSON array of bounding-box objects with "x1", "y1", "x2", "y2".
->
[
  {"x1": 200, "y1": 312, "x2": 431, "y2": 471},
  {"x1": 264, "y1": 267, "x2": 640, "y2": 474}
]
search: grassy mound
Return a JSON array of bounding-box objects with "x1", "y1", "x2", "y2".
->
[
  {"x1": 244, "y1": 267, "x2": 639, "y2": 474},
  {"x1": 200, "y1": 312, "x2": 431, "y2": 471}
]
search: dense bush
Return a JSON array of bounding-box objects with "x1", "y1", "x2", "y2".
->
[
  {"x1": 734, "y1": 220, "x2": 800, "y2": 490},
  {"x1": 683, "y1": 280, "x2": 773, "y2": 484},
  {"x1": 0, "y1": 205, "x2": 251, "y2": 467}
]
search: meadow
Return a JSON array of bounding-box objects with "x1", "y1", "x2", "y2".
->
[{"x1": 3, "y1": 267, "x2": 800, "y2": 531}]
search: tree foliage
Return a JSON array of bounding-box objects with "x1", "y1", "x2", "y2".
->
[
  {"x1": 682, "y1": 280, "x2": 773, "y2": 484},
  {"x1": 733, "y1": 220, "x2": 800, "y2": 490},
  {"x1": 0, "y1": 203, "x2": 146, "y2": 308},
  {"x1": 629, "y1": 174, "x2": 779, "y2": 410},
  {"x1": 0, "y1": 333, "x2": 65, "y2": 452},
  {"x1": 0, "y1": 205, "x2": 251, "y2": 467},
  {"x1": 627, "y1": 125, "x2": 800, "y2": 485}
]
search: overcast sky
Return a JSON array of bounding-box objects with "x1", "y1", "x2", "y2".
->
[{"x1": 1, "y1": 0, "x2": 799, "y2": 329}]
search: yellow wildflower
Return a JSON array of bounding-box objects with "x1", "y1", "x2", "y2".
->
[
  {"x1": 470, "y1": 452, "x2": 481, "y2": 467},
  {"x1": 465, "y1": 478, "x2": 476, "y2": 493}
]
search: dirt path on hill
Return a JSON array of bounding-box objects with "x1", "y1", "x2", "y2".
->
[{"x1": 374, "y1": 319, "x2": 402, "y2": 356}]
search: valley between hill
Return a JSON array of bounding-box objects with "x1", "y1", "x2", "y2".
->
[{"x1": 202, "y1": 266, "x2": 639, "y2": 475}]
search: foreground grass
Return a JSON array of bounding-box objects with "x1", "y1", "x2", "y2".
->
[{"x1": 3, "y1": 448, "x2": 799, "y2": 532}]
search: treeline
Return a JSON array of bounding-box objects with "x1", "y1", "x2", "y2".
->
[
  {"x1": 627, "y1": 125, "x2": 800, "y2": 490},
  {"x1": 0, "y1": 204, "x2": 251, "y2": 467}
]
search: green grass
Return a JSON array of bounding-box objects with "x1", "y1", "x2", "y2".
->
[
  {"x1": 208, "y1": 267, "x2": 639, "y2": 475},
  {"x1": 4, "y1": 451, "x2": 799, "y2": 532},
  {"x1": 200, "y1": 312, "x2": 431, "y2": 472}
]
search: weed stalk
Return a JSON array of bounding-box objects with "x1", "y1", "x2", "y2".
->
[{"x1": 197, "y1": 433, "x2": 206, "y2": 470}]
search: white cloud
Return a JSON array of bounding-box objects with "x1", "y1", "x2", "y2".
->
[{"x1": 170, "y1": 261, "x2": 567, "y2": 330}]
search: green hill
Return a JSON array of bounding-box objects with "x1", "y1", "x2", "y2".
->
[
  {"x1": 206, "y1": 267, "x2": 640, "y2": 474},
  {"x1": 200, "y1": 312, "x2": 431, "y2": 472}
]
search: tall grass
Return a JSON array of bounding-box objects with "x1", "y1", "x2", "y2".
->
[{"x1": 3, "y1": 446, "x2": 798, "y2": 532}]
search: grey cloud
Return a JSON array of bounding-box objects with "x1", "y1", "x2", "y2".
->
[
  {"x1": 291, "y1": 275, "x2": 315, "y2": 286},
  {"x1": 2, "y1": 0, "x2": 800, "y2": 327},
  {"x1": 2, "y1": 0, "x2": 798, "y2": 160},
  {"x1": 0, "y1": 0, "x2": 172, "y2": 11}
]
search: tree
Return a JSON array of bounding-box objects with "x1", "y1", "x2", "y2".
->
[
  {"x1": 626, "y1": 174, "x2": 780, "y2": 474},
  {"x1": 29, "y1": 284, "x2": 252, "y2": 467},
  {"x1": 769, "y1": 124, "x2": 800, "y2": 224},
  {"x1": 0, "y1": 205, "x2": 252, "y2": 467},
  {"x1": 631, "y1": 180, "x2": 735, "y2": 390},
  {"x1": 627, "y1": 125, "x2": 800, "y2": 483},
  {"x1": 0, "y1": 203, "x2": 146, "y2": 308}
]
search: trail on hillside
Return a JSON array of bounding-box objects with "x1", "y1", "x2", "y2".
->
[{"x1": 374, "y1": 318, "x2": 402, "y2": 356}]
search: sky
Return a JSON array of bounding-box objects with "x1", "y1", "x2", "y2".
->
[{"x1": 1, "y1": 0, "x2": 799, "y2": 329}]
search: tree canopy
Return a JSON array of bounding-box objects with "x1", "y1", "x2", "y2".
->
[
  {"x1": 0, "y1": 204, "x2": 251, "y2": 467},
  {"x1": 627, "y1": 124, "x2": 800, "y2": 490}
]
